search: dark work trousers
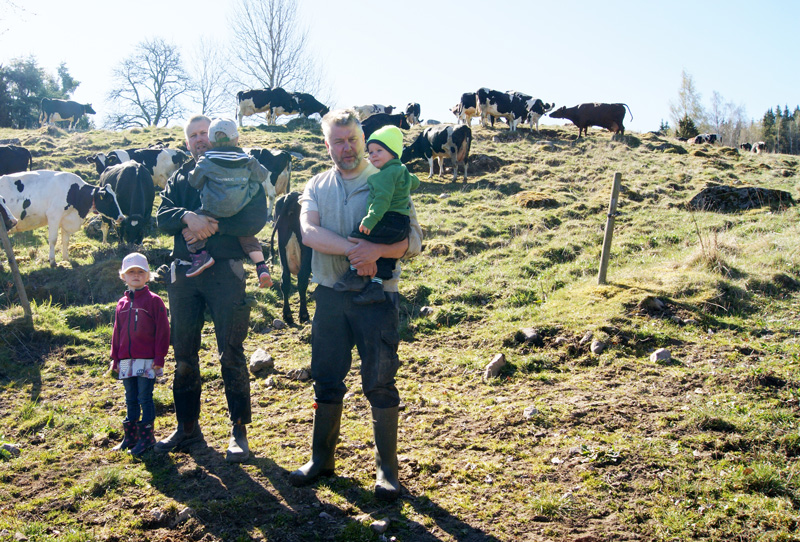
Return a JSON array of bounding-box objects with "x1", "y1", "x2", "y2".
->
[
  {"x1": 311, "y1": 286, "x2": 401, "y2": 408},
  {"x1": 349, "y1": 212, "x2": 410, "y2": 280},
  {"x1": 167, "y1": 259, "x2": 252, "y2": 425}
]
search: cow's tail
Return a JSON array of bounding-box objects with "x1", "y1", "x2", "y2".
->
[
  {"x1": 269, "y1": 214, "x2": 282, "y2": 268},
  {"x1": 622, "y1": 103, "x2": 633, "y2": 122},
  {"x1": 27, "y1": 153, "x2": 32, "y2": 171}
]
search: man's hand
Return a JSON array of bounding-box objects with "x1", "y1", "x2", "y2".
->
[
  {"x1": 182, "y1": 212, "x2": 218, "y2": 242},
  {"x1": 346, "y1": 237, "x2": 382, "y2": 267}
]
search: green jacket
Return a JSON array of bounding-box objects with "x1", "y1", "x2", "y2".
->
[{"x1": 361, "y1": 159, "x2": 420, "y2": 231}]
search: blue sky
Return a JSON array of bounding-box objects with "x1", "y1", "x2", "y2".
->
[{"x1": 1, "y1": 0, "x2": 798, "y2": 132}]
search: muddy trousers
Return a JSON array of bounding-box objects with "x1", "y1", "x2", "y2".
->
[{"x1": 167, "y1": 259, "x2": 252, "y2": 425}]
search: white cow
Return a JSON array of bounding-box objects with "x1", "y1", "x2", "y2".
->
[
  {"x1": 0, "y1": 171, "x2": 124, "y2": 265},
  {"x1": 353, "y1": 104, "x2": 394, "y2": 121}
]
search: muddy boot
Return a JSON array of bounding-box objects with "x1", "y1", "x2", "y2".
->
[
  {"x1": 130, "y1": 422, "x2": 156, "y2": 456},
  {"x1": 372, "y1": 406, "x2": 400, "y2": 501},
  {"x1": 226, "y1": 423, "x2": 250, "y2": 463},
  {"x1": 154, "y1": 421, "x2": 205, "y2": 453},
  {"x1": 289, "y1": 403, "x2": 343, "y2": 486},
  {"x1": 112, "y1": 419, "x2": 138, "y2": 452}
]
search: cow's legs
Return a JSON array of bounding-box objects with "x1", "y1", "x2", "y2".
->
[
  {"x1": 280, "y1": 259, "x2": 294, "y2": 326},
  {"x1": 437, "y1": 157, "x2": 445, "y2": 179},
  {"x1": 427, "y1": 158, "x2": 434, "y2": 179},
  {"x1": 101, "y1": 221, "x2": 110, "y2": 244},
  {"x1": 47, "y1": 224, "x2": 60, "y2": 266}
]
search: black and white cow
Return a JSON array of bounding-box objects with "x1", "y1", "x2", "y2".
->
[
  {"x1": 405, "y1": 103, "x2": 421, "y2": 126},
  {"x1": 270, "y1": 191, "x2": 311, "y2": 325},
  {"x1": 0, "y1": 145, "x2": 32, "y2": 175},
  {"x1": 753, "y1": 141, "x2": 766, "y2": 154},
  {"x1": 245, "y1": 148, "x2": 292, "y2": 219},
  {"x1": 236, "y1": 88, "x2": 275, "y2": 126},
  {"x1": 361, "y1": 113, "x2": 411, "y2": 139},
  {"x1": 402, "y1": 125, "x2": 472, "y2": 182},
  {"x1": 452, "y1": 92, "x2": 478, "y2": 125},
  {"x1": 39, "y1": 98, "x2": 96, "y2": 130},
  {"x1": 88, "y1": 148, "x2": 188, "y2": 187},
  {"x1": 99, "y1": 161, "x2": 155, "y2": 245},
  {"x1": 476, "y1": 89, "x2": 529, "y2": 131},
  {"x1": 354, "y1": 104, "x2": 395, "y2": 120},
  {"x1": 291, "y1": 91, "x2": 330, "y2": 120},
  {"x1": 692, "y1": 133, "x2": 719, "y2": 144},
  {"x1": 507, "y1": 93, "x2": 555, "y2": 132},
  {"x1": 0, "y1": 171, "x2": 124, "y2": 265},
  {"x1": 739, "y1": 142, "x2": 752, "y2": 152},
  {"x1": 236, "y1": 88, "x2": 328, "y2": 125},
  {"x1": 0, "y1": 195, "x2": 17, "y2": 232}
]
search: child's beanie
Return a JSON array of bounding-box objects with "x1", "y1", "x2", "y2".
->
[{"x1": 366, "y1": 125, "x2": 403, "y2": 159}]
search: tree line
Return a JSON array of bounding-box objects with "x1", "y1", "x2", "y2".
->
[{"x1": 0, "y1": 0, "x2": 322, "y2": 131}]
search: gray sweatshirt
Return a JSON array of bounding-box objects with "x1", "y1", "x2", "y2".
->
[{"x1": 188, "y1": 147, "x2": 268, "y2": 218}]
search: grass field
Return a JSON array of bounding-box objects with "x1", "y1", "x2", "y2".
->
[{"x1": 1, "y1": 120, "x2": 799, "y2": 541}]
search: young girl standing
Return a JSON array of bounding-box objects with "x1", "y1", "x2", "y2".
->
[{"x1": 110, "y1": 252, "x2": 170, "y2": 455}]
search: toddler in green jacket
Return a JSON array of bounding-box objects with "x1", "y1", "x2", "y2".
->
[{"x1": 333, "y1": 125, "x2": 420, "y2": 304}]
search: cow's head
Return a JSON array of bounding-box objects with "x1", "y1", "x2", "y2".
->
[
  {"x1": 84, "y1": 104, "x2": 97, "y2": 115},
  {"x1": 87, "y1": 153, "x2": 107, "y2": 175},
  {"x1": 549, "y1": 106, "x2": 568, "y2": 119},
  {"x1": 120, "y1": 213, "x2": 148, "y2": 245},
  {"x1": 105, "y1": 152, "x2": 124, "y2": 168},
  {"x1": 92, "y1": 184, "x2": 125, "y2": 224},
  {"x1": 399, "y1": 113, "x2": 410, "y2": 130},
  {"x1": 0, "y1": 196, "x2": 17, "y2": 231},
  {"x1": 172, "y1": 149, "x2": 190, "y2": 165}
]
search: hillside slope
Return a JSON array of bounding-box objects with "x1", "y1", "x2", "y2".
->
[{"x1": 1, "y1": 122, "x2": 799, "y2": 542}]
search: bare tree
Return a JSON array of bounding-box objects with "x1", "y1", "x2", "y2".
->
[
  {"x1": 106, "y1": 38, "x2": 192, "y2": 129},
  {"x1": 188, "y1": 39, "x2": 234, "y2": 118},
  {"x1": 228, "y1": 0, "x2": 323, "y2": 95},
  {"x1": 669, "y1": 69, "x2": 706, "y2": 129}
]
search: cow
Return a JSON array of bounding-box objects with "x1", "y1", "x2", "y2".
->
[
  {"x1": 452, "y1": 92, "x2": 478, "y2": 125},
  {"x1": 753, "y1": 141, "x2": 766, "y2": 154},
  {"x1": 507, "y1": 93, "x2": 555, "y2": 132},
  {"x1": 88, "y1": 148, "x2": 188, "y2": 187},
  {"x1": 692, "y1": 133, "x2": 719, "y2": 144},
  {"x1": 476, "y1": 89, "x2": 530, "y2": 131},
  {"x1": 424, "y1": 119, "x2": 441, "y2": 125},
  {"x1": 405, "y1": 103, "x2": 421, "y2": 126},
  {"x1": 740, "y1": 142, "x2": 752, "y2": 152},
  {"x1": 290, "y1": 91, "x2": 330, "y2": 120},
  {"x1": 0, "y1": 171, "x2": 124, "y2": 265},
  {"x1": 0, "y1": 195, "x2": 17, "y2": 232},
  {"x1": 354, "y1": 104, "x2": 395, "y2": 120},
  {"x1": 39, "y1": 98, "x2": 96, "y2": 130},
  {"x1": 549, "y1": 103, "x2": 633, "y2": 138},
  {"x1": 98, "y1": 161, "x2": 155, "y2": 245},
  {"x1": 361, "y1": 113, "x2": 411, "y2": 139},
  {"x1": 0, "y1": 145, "x2": 32, "y2": 175},
  {"x1": 236, "y1": 88, "x2": 274, "y2": 126},
  {"x1": 402, "y1": 124, "x2": 472, "y2": 182},
  {"x1": 245, "y1": 148, "x2": 292, "y2": 219},
  {"x1": 269, "y1": 192, "x2": 311, "y2": 325}
]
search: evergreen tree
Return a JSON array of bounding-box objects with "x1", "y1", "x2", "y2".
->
[
  {"x1": 0, "y1": 57, "x2": 79, "y2": 129},
  {"x1": 676, "y1": 115, "x2": 699, "y2": 139},
  {"x1": 762, "y1": 108, "x2": 776, "y2": 152}
]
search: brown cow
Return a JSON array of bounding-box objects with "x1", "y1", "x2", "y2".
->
[{"x1": 549, "y1": 103, "x2": 633, "y2": 138}]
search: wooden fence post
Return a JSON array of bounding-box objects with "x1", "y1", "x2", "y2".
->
[
  {"x1": 0, "y1": 220, "x2": 33, "y2": 327},
  {"x1": 597, "y1": 172, "x2": 622, "y2": 285}
]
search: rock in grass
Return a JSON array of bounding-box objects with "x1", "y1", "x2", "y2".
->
[
  {"x1": 516, "y1": 327, "x2": 543, "y2": 347},
  {"x1": 287, "y1": 368, "x2": 311, "y2": 381},
  {"x1": 175, "y1": 506, "x2": 193, "y2": 525},
  {"x1": 650, "y1": 348, "x2": 671, "y2": 363},
  {"x1": 483, "y1": 354, "x2": 506, "y2": 381},
  {"x1": 273, "y1": 318, "x2": 287, "y2": 330},
  {"x1": 590, "y1": 340, "x2": 606, "y2": 355},
  {"x1": 249, "y1": 348, "x2": 274, "y2": 374},
  {"x1": 371, "y1": 518, "x2": 390, "y2": 534},
  {"x1": 1, "y1": 443, "x2": 20, "y2": 457},
  {"x1": 579, "y1": 331, "x2": 593, "y2": 345},
  {"x1": 523, "y1": 406, "x2": 539, "y2": 419}
]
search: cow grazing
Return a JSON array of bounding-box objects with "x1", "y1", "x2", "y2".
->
[
  {"x1": 270, "y1": 191, "x2": 311, "y2": 325},
  {"x1": 452, "y1": 92, "x2": 478, "y2": 125},
  {"x1": 0, "y1": 196, "x2": 17, "y2": 232},
  {"x1": 245, "y1": 148, "x2": 292, "y2": 219},
  {"x1": 405, "y1": 103, "x2": 421, "y2": 126},
  {"x1": 402, "y1": 125, "x2": 472, "y2": 182},
  {"x1": 753, "y1": 141, "x2": 766, "y2": 154},
  {"x1": 692, "y1": 133, "x2": 719, "y2": 145},
  {"x1": 0, "y1": 145, "x2": 32, "y2": 175},
  {"x1": 39, "y1": 98, "x2": 96, "y2": 130},
  {"x1": 237, "y1": 88, "x2": 274, "y2": 126},
  {"x1": 354, "y1": 104, "x2": 395, "y2": 120},
  {"x1": 236, "y1": 88, "x2": 328, "y2": 125},
  {"x1": 475, "y1": 89, "x2": 533, "y2": 131},
  {"x1": 99, "y1": 161, "x2": 155, "y2": 245},
  {"x1": 740, "y1": 142, "x2": 752, "y2": 152},
  {"x1": 361, "y1": 113, "x2": 411, "y2": 139},
  {"x1": 549, "y1": 103, "x2": 633, "y2": 138},
  {"x1": 88, "y1": 148, "x2": 188, "y2": 187},
  {"x1": 510, "y1": 94, "x2": 555, "y2": 132},
  {"x1": 0, "y1": 171, "x2": 124, "y2": 265}
]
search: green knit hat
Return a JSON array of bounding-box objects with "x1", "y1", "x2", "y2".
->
[{"x1": 366, "y1": 125, "x2": 403, "y2": 159}]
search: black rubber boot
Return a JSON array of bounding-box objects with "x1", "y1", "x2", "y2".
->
[
  {"x1": 154, "y1": 421, "x2": 205, "y2": 453},
  {"x1": 112, "y1": 420, "x2": 138, "y2": 452},
  {"x1": 289, "y1": 403, "x2": 343, "y2": 486},
  {"x1": 130, "y1": 422, "x2": 156, "y2": 456},
  {"x1": 226, "y1": 423, "x2": 250, "y2": 463},
  {"x1": 372, "y1": 406, "x2": 400, "y2": 501}
]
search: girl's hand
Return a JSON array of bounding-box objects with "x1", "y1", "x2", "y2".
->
[{"x1": 359, "y1": 224, "x2": 371, "y2": 235}]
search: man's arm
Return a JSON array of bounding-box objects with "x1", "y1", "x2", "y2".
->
[
  {"x1": 300, "y1": 208, "x2": 353, "y2": 256},
  {"x1": 157, "y1": 175, "x2": 218, "y2": 240}
]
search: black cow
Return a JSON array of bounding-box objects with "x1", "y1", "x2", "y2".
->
[
  {"x1": 99, "y1": 161, "x2": 155, "y2": 245},
  {"x1": 549, "y1": 103, "x2": 633, "y2": 138},
  {"x1": 291, "y1": 92, "x2": 330, "y2": 119},
  {"x1": 40, "y1": 98, "x2": 96, "y2": 130},
  {"x1": 0, "y1": 145, "x2": 32, "y2": 175},
  {"x1": 0, "y1": 195, "x2": 17, "y2": 232},
  {"x1": 402, "y1": 124, "x2": 472, "y2": 182},
  {"x1": 452, "y1": 92, "x2": 479, "y2": 125},
  {"x1": 405, "y1": 103, "x2": 421, "y2": 125},
  {"x1": 270, "y1": 192, "x2": 311, "y2": 325},
  {"x1": 246, "y1": 148, "x2": 292, "y2": 219},
  {"x1": 88, "y1": 148, "x2": 188, "y2": 187},
  {"x1": 361, "y1": 113, "x2": 411, "y2": 139},
  {"x1": 740, "y1": 142, "x2": 752, "y2": 152}
]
